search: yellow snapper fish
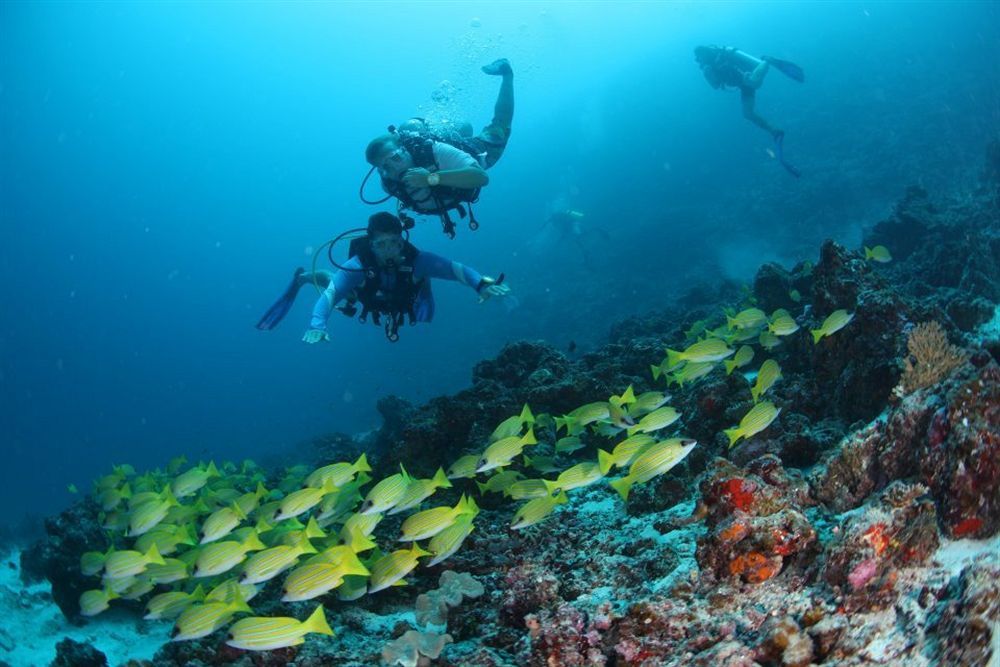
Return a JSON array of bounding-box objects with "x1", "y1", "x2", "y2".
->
[
  {"x1": 166, "y1": 455, "x2": 188, "y2": 475},
  {"x1": 476, "y1": 429, "x2": 537, "y2": 473},
  {"x1": 665, "y1": 338, "x2": 735, "y2": 368},
  {"x1": 206, "y1": 578, "x2": 259, "y2": 605},
  {"x1": 171, "y1": 595, "x2": 252, "y2": 642},
  {"x1": 80, "y1": 549, "x2": 111, "y2": 577},
  {"x1": 446, "y1": 454, "x2": 480, "y2": 480},
  {"x1": 811, "y1": 310, "x2": 854, "y2": 344},
  {"x1": 426, "y1": 514, "x2": 477, "y2": 567},
  {"x1": 282, "y1": 551, "x2": 371, "y2": 601},
  {"x1": 510, "y1": 491, "x2": 569, "y2": 530},
  {"x1": 544, "y1": 461, "x2": 604, "y2": 493},
  {"x1": 475, "y1": 470, "x2": 524, "y2": 496},
  {"x1": 758, "y1": 331, "x2": 782, "y2": 351},
  {"x1": 554, "y1": 435, "x2": 585, "y2": 454},
  {"x1": 127, "y1": 488, "x2": 183, "y2": 537},
  {"x1": 304, "y1": 453, "x2": 372, "y2": 489},
  {"x1": 667, "y1": 361, "x2": 716, "y2": 387},
  {"x1": 134, "y1": 523, "x2": 198, "y2": 557},
  {"x1": 388, "y1": 468, "x2": 452, "y2": 515},
  {"x1": 98, "y1": 483, "x2": 131, "y2": 512},
  {"x1": 144, "y1": 558, "x2": 189, "y2": 585},
  {"x1": 507, "y1": 479, "x2": 552, "y2": 500},
  {"x1": 336, "y1": 574, "x2": 370, "y2": 602},
  {"x1": 192, "y1": 530, "x2": 266, "y2": 578},
  {"x1": 120, "y1": 577, "x2": 156, "y2": 600},
  {"x1": 727, "y1": 307, "x2": 768, "y2": 331},
  {"x1": 79, "y1": 587, "x2": 118, "y2": 617},
  {"x1": 164, "y1": 499, "x2": 210, "y2": 525},
  {"x1": 609, "y1": 438, "x2": 697, "y2": 501},
  {"x1": 489, "y1": 404, "x2": 535, "y2": 442},
  {"x1": 725, "y1": 401, "x2": 782, "y2": 449},
  {"x1": 367, "y1": 543, "x2": 431, "y2": 594},
  {"x1": 750, "y1": 359, "x2": 782, "y2": 403},
  {"x1": 626, "y1": 406, "x2": 681, "y2": 437},
  {"x1": 315, "y1": 473, "x2": 369, "y2": 521},
  {"x1": 276, "y1": 516, "x2": 327, "y2": 547},
  {"x1": 103, "y1": 574, "x2": 137, "y2": 595},
  {"x1": 864, "y1": 245, "x2": 892, "y2": 263},
  {"x1": 239, "y1": 532, "x2": 318, "y2": 585},
  {"x1": 789, "y1": 289, "x2": 802, "y2": 303},
  {"x1": 339, "y1": 512, "x2": 383, "y2": 543},
  {"x1": 768, "y1": 312, "x2": 800, "y2": 337},
  {"x1": 171, "y1": 461, "x2": 221, "y2": 499},
  {"x1": 522, "y1": 454, "x2": 561, "y2": 474},
  {"x1": 199, "y1": 502, "x2": 247, "y2": 544},
  {"x1": 399, "y1": 496, "x2": 478, "y2": 542},
  {"x1": 273, "y1": 478, "x2": 339, "y2": 522},
  {"x1": 554, "y1": 403, "x2": 610, "y2": 435},
  {"x1": 724, "y1": 345, "x2": 755, "y2": 375},
  {"x1": 103, "y1": 545, "x2": 165, "y2": 580},
  {"x1": 234, "y1": 482, "x2": 269, "y2": 517},
  {"x1": 597, "y1": 434, "x2": 656, "y2": 474},
  {"x1": 226, "y1": 604, "x2": 334, "y2": 651},
  {"x1": 630, "y1": 391, "x2": 671, "y2": 416},
  {"x1": 609, "y1": 385, "x2": 637, "y2": 409},
  {"x1": 359, "y1": 466, "x2": 414, "y2": 515},
  {"x1": 144, "y1": 584, "x2": 205, "y2": 620}
]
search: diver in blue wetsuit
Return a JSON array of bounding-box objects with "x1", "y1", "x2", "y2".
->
[
  {"x1": 256, "y1": 212, "x2": 510, "y2": 342},
  {"x1": 694, "y1": 45, "x2": 804, "y2": 176}
]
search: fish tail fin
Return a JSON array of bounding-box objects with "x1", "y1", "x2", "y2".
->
[
  {"x1": 521, "y1": 428, "x2": 537, "y2": 446},
  {"x1": 354, "y1": 453, "x2": 372, "y2": 474},
  {"x1": 650, "y1": 364, "x2": 662, "y2": 381},
  {"x1": 597, "y1": 449, "x2": 614, "y2": 476},
  {"x1": 724, "y1": 359, "x2": 736, "y2": 375},
  {"x1": 609, "y1": 477, "x2": 632, "y2": 502},
  {"x1": 811, "y1": 328, "x2": 823, "y2": 344},
  {"x1": 864, "y1": 246, "x2": 874, "y2": 260},
  {"x1": 724, "y1": 427, "x2": 743, "y2": 449},
  {"x1": 432, "y1": 467, "x2": 452, "y2": 489},
  {"x1": 303, "y1": 604, "x2": 335, "y2": 637},
  {"x1": 665, "y1": 349, "x2": 683, "y2": 369}
]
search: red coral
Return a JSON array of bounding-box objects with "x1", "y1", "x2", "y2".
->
[
  {"x1": 861, "y1": 523, "x2": 890, "y2": 557},
  {"x1": 952, "y1": 517, "x2": 984, "y2": 538},
  {"x1": 729, "y1": 551, "x2": 781, "y2": 583},
  {"x1": 720, "y1": 478, "x2": 756, "y2": 512}
]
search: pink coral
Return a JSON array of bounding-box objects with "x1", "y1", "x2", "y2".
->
[{"x1": 847, "y1": 557, "x2": 879, "y2": 591}]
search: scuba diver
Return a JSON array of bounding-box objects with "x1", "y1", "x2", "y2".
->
[
  {"x1": 255, "y1": 212, "x2": 510, "y2": 343},
  {"x1": 527, "y1": 209, "x2": 611, "y2": 266},
  {"x1": 694, "y1": 45, "x2": 804, "y2": 177},
  {"x1": 361, "y1": 58, "x2": 514, "y2": 238}
]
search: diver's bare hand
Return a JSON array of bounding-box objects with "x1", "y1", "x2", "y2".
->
[
  {"x1": 302, "y1": 329, "x2": 330, "y2": 344},
  {"x1": 477, "y1": 276, "x2": 511, "y2": 303},
  {"x1": 402, "y1": 168, "x2": 432, "y2": 188}
]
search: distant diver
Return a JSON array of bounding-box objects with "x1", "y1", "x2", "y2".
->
[
  {"x1": 529, "y1": 209, "x2": 611, "y2": 266},
  {"x1": 256, "y1": 212, "x2": 510, "y2": 343},
  {"x1": 694, "y1": 45, "x2": 804, "y2": 177},
  {"x1": 361, "y1": 58, "x2": 515, "y2": 238}
]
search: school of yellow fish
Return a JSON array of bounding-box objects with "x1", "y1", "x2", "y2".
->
[{"x1": 76, "y1": 295, "x2": 854, "y2": 651}]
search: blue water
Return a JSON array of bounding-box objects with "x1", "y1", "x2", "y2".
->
[{"x1": 1, "y1": 1, "x2": 997, "y2": 530}]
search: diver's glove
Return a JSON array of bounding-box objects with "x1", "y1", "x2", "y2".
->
[
  {"x1": 477, "y1": 276, "x2": 511, "y2": 303},
  {"x1": 302, "y1": 329, "x2": 330, "y2": 344}
]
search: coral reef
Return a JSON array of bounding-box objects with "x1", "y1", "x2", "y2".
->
[{"x1": 15, "y1": 177, "x2": 1000, "y2": 666}]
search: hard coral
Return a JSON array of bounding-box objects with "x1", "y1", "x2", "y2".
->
[{"x1": 920, "y1": 361, "x2": 1000, "y2": 538}]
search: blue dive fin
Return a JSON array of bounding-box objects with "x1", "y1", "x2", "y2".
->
[
  {"x1": 256, "y1": 267, "x2": 305, "y2": 330},
  {"x1": 774, "y1": 133, "x2": 801, "y2": 178},
  {"x1": 763, "y1": 56, "x2": 804, "y2": 83}
]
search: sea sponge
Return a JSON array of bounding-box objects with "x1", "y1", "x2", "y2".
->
[
  {"x1": 381, "y1": 630, "x2": 453, "y2": 667},
  {"x1": 415, "y1": 570, "x2": 484, "y2": 628}
]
